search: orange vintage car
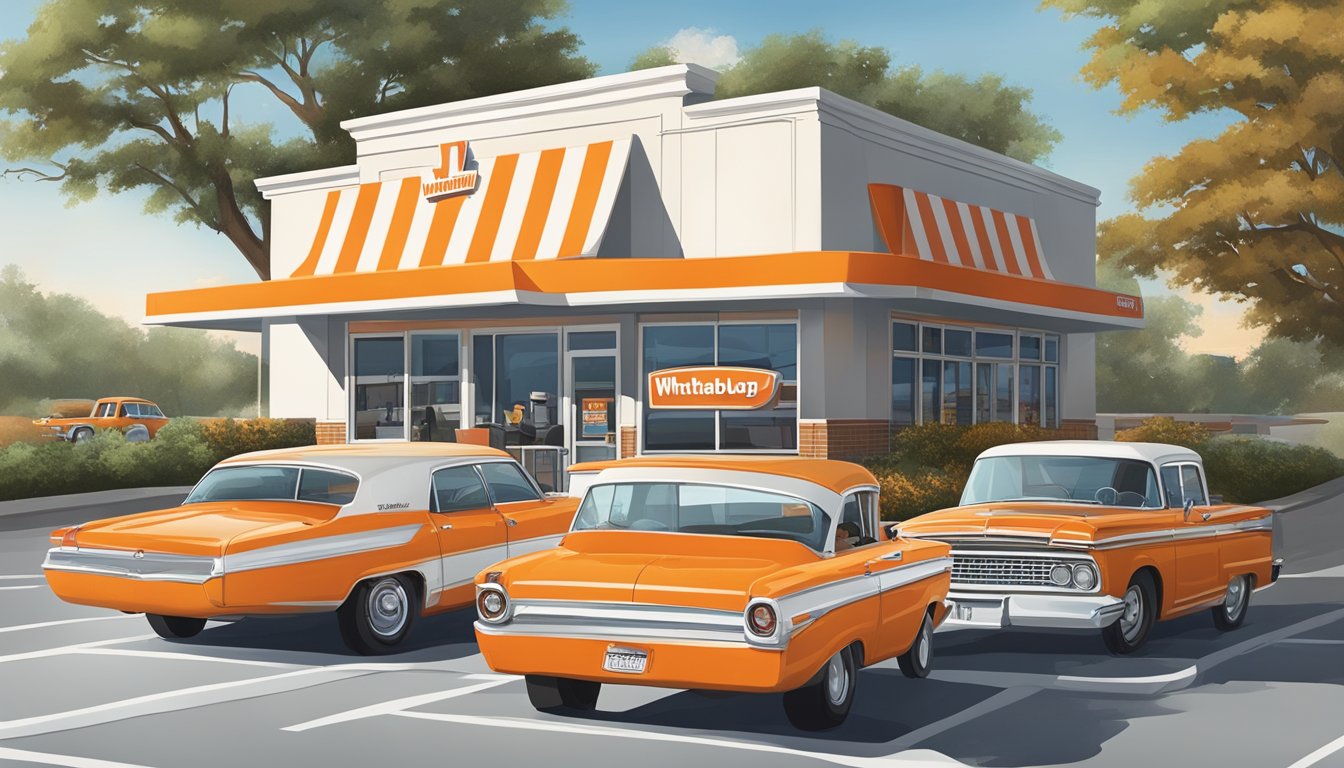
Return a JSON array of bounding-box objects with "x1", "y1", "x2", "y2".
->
[
  {"x1": 899, "y1": 441, "x2": 1280, "y2": 654},
  {"x1": 43, "y1": 443, "x2": 579, "y2": 654},
  {"x1": 33, "y1": 397, "x2": 168, "y2": 442},
  {"x1": 472, "y1": 456, "x2": 953, "y2": 730}
]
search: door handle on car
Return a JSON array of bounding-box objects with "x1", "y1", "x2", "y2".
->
[{"x1": 439, "y1": 523, "x2": 453, "y2": 530}]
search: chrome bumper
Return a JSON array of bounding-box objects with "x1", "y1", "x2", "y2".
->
[
  {"x1": 939, "y1": 590, "x2": 1125, "y2": 631},
  {"x1": 43, "y1": 547, "x2": 223, "y2": 584}
]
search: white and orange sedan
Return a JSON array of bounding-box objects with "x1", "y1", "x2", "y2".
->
[{"x1": 43, "y1": 443, "x2": 578, "y2": 654}]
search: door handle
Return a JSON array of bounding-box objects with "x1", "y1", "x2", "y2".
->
[{"x1": 439, "y1": 523, "x2": 453, "y2": 530}]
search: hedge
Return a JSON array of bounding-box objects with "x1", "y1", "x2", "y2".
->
[{"x1": 0, "y1": 417, "x2": 315, "y2": 501}]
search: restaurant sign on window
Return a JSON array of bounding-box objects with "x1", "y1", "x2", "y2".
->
[
  {"x1": 646, "y1": 367, "x2": 781, "y2": 410},
  {"x1": 581, "y1": 398, "x2": 611, "y2": 438}
]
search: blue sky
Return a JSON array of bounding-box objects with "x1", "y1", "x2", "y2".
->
[{"x1": 0, "y1": 0, "x2": 1256, "y2": 356}]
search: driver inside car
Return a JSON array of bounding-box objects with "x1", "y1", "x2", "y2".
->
[{"x1": 834, "y1": 521, "x2": 861, "y2": 552}]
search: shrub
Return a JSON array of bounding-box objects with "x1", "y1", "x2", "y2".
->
[
  {"x1": 890, "y1": 422, "x2": 968, "y2": 471},
  {"x1": 1203, "y1": 437, "x2": 1344, "y2": 503},
  {"x1": 867, "y1": 466, "x2": 963, "y2": 521},
  {"x1": 200, "y1": 418, "x2": 315, "y2": 462},
  {"x1": 1115, "y1": 416, "x2": 1212, "y2": 451}
]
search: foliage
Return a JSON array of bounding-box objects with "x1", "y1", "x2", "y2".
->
[
  {"x1": 632, "y1": 30, "x2": 1060, "y2": 164},
  {"x1": 0, "y1": 0, "x2": 594, "y2": 278},
  {"x1": 1047, "y1": 0, "x2": 1344, "y2": 354},
  {"x1": 1202, "y1": 437, "x2": 1344, "y2": 504},
  {"x1": 0, "y1": 266, "x2": 257, "y2": 418},
  {"x1": 1114, "y1": 416, "x2": 1212, "y2": 451},
  {"x1": 0, "y1": 416, "x2": 314, "y2": 500},
  {"x1": 868, "y1": 466, "x2": 963, "y2": 522}
]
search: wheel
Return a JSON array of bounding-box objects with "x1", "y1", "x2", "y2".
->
[
  {"x1": 71, "y1": 427, "x2": 93, "y2": 443},
  {"x1": 525, "y1": 675, "x2": 601, "y2": 712},
  {"x1": 897, "y1": 611, "x2": 934, "y2": 679},
  {"x1": 337, "y1": 574, "x2": 418, "y2": 655},
  {"x1": 1212, "y1": 574, "x2": 1251, "y2": 631},
  {"x1": 146, "y1": 614, "x2": 206, "y2": 639},
  {"x1": 782, "y1": 645, "x2": 856, "y2": 731},
  {"x1": 1102, "y1": 571, "x2": 1157, "y2": 655}
]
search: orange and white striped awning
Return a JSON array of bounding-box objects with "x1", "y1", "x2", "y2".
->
[
  {"x1": 289, "y1": 138, "x2": 631, "y2": 278},
  {"x1": 868, "y1": 183, "x2": 1055, "y2": 280}
]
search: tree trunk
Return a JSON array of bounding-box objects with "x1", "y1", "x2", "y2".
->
[{"x1": 209, "y1": 166, "x2": 269, "y2": 280}]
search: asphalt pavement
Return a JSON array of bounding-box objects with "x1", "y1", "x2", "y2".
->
[{"x1": 0, "y1": 487, "x2": 1341, "y2": 768}]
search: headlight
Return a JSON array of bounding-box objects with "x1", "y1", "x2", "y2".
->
[
  {"x1": 476, "y1": 585, "x2": 509, "y2": 623},
  {"x1": 1049, "y1": 564, "x2": 1073, "y2": 587},
  {"x1": 1072, "y1": 563, "x2": 1098, "y2": 591},
  {"x1": 747, "y1": 603, "x2": 777, "y2": 636}
]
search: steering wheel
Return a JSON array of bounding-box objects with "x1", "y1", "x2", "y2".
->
[
  {"x1": 1094, "y1": 486, "x2": 1119, "y2": 506},
  {"x1": 1115, "y1": 491, "x2": 1148, "y2": 508}
]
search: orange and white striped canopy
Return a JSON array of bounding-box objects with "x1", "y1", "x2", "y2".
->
[
  {"x1": 868, "y1": 183, "x2": 1055, "y2": 280},
  {"x1": 289, "y1": 138, "x2": 631, "y2": 278}
]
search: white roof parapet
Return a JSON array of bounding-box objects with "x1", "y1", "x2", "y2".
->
[
  {"x1": 339, "y1": 64, "x2": 720, "y2": 144},
  {"x1": 254, "y1": 165, "x2": 360, "y2": 199},
  {"x1": 977, "y1": 440, "x2": 1202, "y2": 466}
]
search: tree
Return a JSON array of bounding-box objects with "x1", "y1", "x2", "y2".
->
[
  {"x1": 0, "y1": 0, "x2": 593, "y2": 279},
  {"x1": 632, "y1": 30, "x2": 1061, "y2": 164},
  {"x1": 1047, "y1": 0, "x2": 1344, "y2": 354}
]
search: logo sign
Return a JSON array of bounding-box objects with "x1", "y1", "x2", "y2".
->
[
  {"x1": 647, "y1": 367, "x2": 781, "y2": 410},
  {"x1": 421, "y1": 141, "x2": 479, "y2": 202}
]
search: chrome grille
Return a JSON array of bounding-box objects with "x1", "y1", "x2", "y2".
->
[{"x1": 951, "y1": 554, "x2": 1079, "y2": 587}]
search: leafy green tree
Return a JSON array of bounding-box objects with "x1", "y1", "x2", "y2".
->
[
  {"x1": 0, "y1": 265, "x2": 257, "y2": 416},
  {"x1": 0, "y1": 0, "x2": 593, "y2": 279},
  {"x1": 1046, "y1": 0, "x2": 1344, "y2": 353},
  {"x1": 633, "y1": 30, "x2": 1061, "y2": 163}
]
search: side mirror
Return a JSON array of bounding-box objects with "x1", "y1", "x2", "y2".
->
[
  {"x1": 885, "y1": 523, "x2": 900, "y2": 541},
  {"x1": 1183, "y1": 498, "x2": 1194, "y2": 520}
]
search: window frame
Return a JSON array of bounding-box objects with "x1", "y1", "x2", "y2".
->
[
  {"x1": 1161, "y1": 461, "x2": 1211, "y2": 509},
  {"x1": 476, "y1": 459, "x2": 545, "y2": 505},
  {"x1": 185, "y1": 464, "x2": 360, "y2": 507},
  {"x1": 428, "y1": 463, "x2": 494, "y2": 514}
]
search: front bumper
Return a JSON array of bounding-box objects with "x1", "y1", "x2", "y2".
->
[{"x1": 939, "y1": 590, "x2": 1124, "y2": 631}]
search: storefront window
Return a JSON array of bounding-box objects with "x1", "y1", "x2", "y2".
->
[
  {"x1": 1044, "y1": 334, "x2": 1060, "y2": 363},
  {"x1": 944, "y1": 329, "x2": 972, "y2": 358},
  {"x1": 976, "y1": 331, "x2": 1014, "y2": 358},
  {"x1": 1020, "y1": 364, "x2": 1042, "y2": 426},
  {"x1": 922, "y1": 326, "x2": 942, "y2": 355},
  {"x1": 921, "y1": 360, "x2": 941, "y2": 425},
  {"x1": 1020, "y1": 334, "x2": 1042, "y2": 361},
  {"x1": 472, "y1": 335, "x2": 494, "y2": 426},
  {"x1": 410, "y1": 334, "x2": 460, "y2": 442},
  {"x1": 568, "y1": 331, "x2": 617, "y2": 351},
  {"x1": 353, "y1": 337, "x2": 405, "y2": 440},
  {"x1": 892, "y1": 322, "x2": 917, "y2": 353},
  {"x1": 996, "y1": 363, "x2": 1015, "y2": 423},
  {"x1": 1045, "y1": 366, "x2": 1059, "y2": 429},
  {"x1": 892, "y1": 357, "x2": 916, "y2": 426},
  {"x1": 643, "y1": 325, "x2": 715, "y2": 451},
  {"x1": 943, "y1": 361, "x2": 972, "y2": 425},
  {"x1": 473, "y1": 333, "x2": 559, "y2": 431}
]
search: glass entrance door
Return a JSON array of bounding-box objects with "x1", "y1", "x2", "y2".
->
[{"x1": 567, "y1": 351, "x2": 618, "y2": 464}]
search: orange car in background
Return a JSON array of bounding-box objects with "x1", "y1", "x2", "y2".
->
[
  {"x1": 473, "y1": 456, "x2": 952, "y2": 730},
  {"x1": 44, "y1": 443, "x2": 579, "y2": 654},
  {"x1": 899, "y1": 441, "x2": 1279, "y2": 654},
  {"x1": 33, "y1": 397, "x2": 168, "y2": 442}
]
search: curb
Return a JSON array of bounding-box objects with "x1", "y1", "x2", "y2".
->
[
  {"x1": 0, "y1": 486, "x2": 193, "y2": 518},
  {"x1": 1258, "y1": 475, "x2": 1344, "y2": 514}
]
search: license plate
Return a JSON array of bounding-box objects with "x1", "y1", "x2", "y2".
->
[{"x1": 603, "y1": 646, "x2": 648, "y2": 674}]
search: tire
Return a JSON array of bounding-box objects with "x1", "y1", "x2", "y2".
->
[
  {"x1": 897, "y1": 611, "x2": 934, "y2": 679},
  {"x1": 337, "y1": 574, "x2": 418, "y2": 655},
  {"x1": 146, "y1": 614, "x2": 206, "y2": 639},
  {"x1": 782, "y1": 645, "x2": 856, "y2": 731},
  {"x1": 71, "y1": 427, "x2": 93, "y2": 443},
  {"x1": 1212, "y1": 574, "x2": 1252, "y2": 631},
  {"x1": 1102, "y1": 571, "x2": 1157, "y2": 655},
  {"x1": 525, "y1": 675, "x2": 601, "y2": 712}
]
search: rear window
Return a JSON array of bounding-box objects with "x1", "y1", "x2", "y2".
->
[{"x1": 186, "y1": 466, "x2": 358, "y2": 506}]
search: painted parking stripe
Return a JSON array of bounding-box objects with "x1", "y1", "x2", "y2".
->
[
  {"x1": 75, "y1": 648, "x2": 306, "y2": 669},
  {"x1": 282, "y1": 674, "x2": 517, "y2": 732},
  {"x1": 0, "y1": 574, "x2": 43, "y2": 580},
  {"x1": 0, "y1": 584, "x2": 44, "y2": 591},
  {"x1": 0, "y1": 747, "x2": 160, "y2": 768},
  {"x1": 0, "y1": 634, "x2": 157, "y2": 665},
  {"x1": 1287, "y1": 731, "x2": 1344, "y2": 768},
  {"x1": 390, "y1": 711, "x2": 972, "y2": 768},
  {"x1": 1280, "y1": 564, "x2": 1344, "y2": 578},
  {"x1": 0, "y1": 615, "x2": 140, "y2": 634},
  {"x1": 1276, "y1": 638, "x2": 1344, "y2": 646},
  {"x1": 881, "y1": 687, "x2": 1038, "y2": 753}
]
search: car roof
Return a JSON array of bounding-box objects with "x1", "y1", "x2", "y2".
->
[
  {"x1": 977, "y1": 440, "x2": 1201, "y2": 465},
  {"x1": 219, "y1": 442, "x2": 510, "y2": 466},
  {"x1": 568, "y1": 455, "x2": 877, "y2": 495},
  {"x1": 98, "y1": 397, "x2": 155, "y2": 404}
]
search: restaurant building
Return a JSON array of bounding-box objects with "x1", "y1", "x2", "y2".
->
[{"x1": 145, "y1": 65, "x2": 1143, "y2": 463}]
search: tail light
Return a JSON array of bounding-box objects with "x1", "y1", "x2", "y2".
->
[{"x1": 58, "y1": 526, "x2": 81, "y2": 548}]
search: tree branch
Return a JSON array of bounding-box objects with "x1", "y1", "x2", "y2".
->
[
  {"x1": 132, "y1": 163, "x2": 216, "y2": 230},
  {"x1": 1, "y1": 163, "x2": 68, "y2": 182}
]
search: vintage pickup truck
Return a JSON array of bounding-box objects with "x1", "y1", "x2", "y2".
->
[
  {"x1": 900, "y1": 441, "x2": 1280, "y2": 654},
  {"x1": 33, "y1": 397, "x2": 168, "y2": 442}
]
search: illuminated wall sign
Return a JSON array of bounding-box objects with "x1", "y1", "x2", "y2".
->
[
  {"x1": 421, "y1": 141, "x2": 479, "y2": 202},
  {"x1": 647, "y1": 367, "x2": 781, "y2": 410}
]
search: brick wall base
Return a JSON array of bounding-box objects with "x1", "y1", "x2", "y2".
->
[
  {"x1": 619, "y1": 426, "x2": 637, "y2": 458},
  {"x1": 799, "y1": 419, "x2": 891, "y2": 459},
  {"x1": 315, "y1": 420, "x2": 347, "y2": 445},
  {"x1": 1052, "y1": 419, "x2": 1099, "y2": 440}
]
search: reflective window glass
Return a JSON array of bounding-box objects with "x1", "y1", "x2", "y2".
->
[
  {"x1": 354, "y1": 337, "x2": 405, "y2": 440},
  {"x1": 976, "y1": 331, "x2": 1014, "y2": 358},
  {"x1": 892, "y1": 322, "x2": 918, "y2": 353},
  {"x1": 297, "y1": 469, "x2": 359, "y2": 506},
  {"x1": 945, "y1": 329, "x2": 972, "y2": 358},
  {"x1": 480, "y1": 461, "x2": 542, "y2": 503},
  {"x1": 892, "y1": 358, "x2": 916, "y2": 426},
  {"x1": 432, "y1": 466, "x2": 489, "y2": 513}
]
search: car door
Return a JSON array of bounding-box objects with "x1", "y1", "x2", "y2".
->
[
  {"x1": 429, "y1": 464, "x2": 508, "y2": 609},
  {"x1": 477, "y1": 460, "x2": 573, "y2": 557},
  {"x1": 1164, "y1": 462, "x2": 1222, "y2": 611},
  {"x1": 840, "y1": 490, "x2": 924, "y2": 659}
]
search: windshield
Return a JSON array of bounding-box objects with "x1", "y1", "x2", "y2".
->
[
  {"x1": 962, "y1": 456, "x2": 1161, "y2": 508},
  {"x1": 185, "y1": 466, "x2": 359, "y2": 506},
  {"x1": 572, "y1": 482, "x2": 832, "y2": 552}
]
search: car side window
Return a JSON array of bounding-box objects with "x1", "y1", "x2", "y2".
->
[
  {"x1": 147, "y1": 405, "x2": 164, "y2": 417},
  {"x1": 297, "y1": 469, "x2": 359, "y2": 506},
  {"x1": 125, "y1": 403, "x2": 142, "y2": 417},
  {"x1": 1180, "y1": 465, "x2": 1208, "y2": 506},
  {"x1": 1160, "y1": 465, "x2": 1183, "y2": 508},
  {"x1": 836, "y1": 493, "x2": 877, "y2": 551},
  {"x1": 478, "y1": 462, "x2": 542, "y2": 504},
  {"x1": 432, "y1": 466, "x2": 490, "y2": 513}
]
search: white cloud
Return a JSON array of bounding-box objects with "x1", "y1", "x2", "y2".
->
[{"x1": 663, "y1": 27, "x2": 740, "y2": 71}]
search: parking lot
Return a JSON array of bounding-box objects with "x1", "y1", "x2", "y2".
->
[{"x1": 0, "y1": 489, "x2": 1342, "y2": 768}]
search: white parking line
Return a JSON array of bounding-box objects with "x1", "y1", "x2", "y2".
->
[
  {"x1": 0, "y1": 615, "x2": 140, "y2": 634},
  {"x1": 0, "y1": 746, "x2": 159, "y2": 768},
  {"x1": 0, "y1": 635, "x2": 157, "y2": 664},
  {"x1": 75, "y1": 648, "x2": 305, "y2": 669},
  {"x1": 282, "y1": 674, "x2": 518, "y2": 732},
  {"x1": 1276, "y1": 638, "x2": 1344, "y2": 646},
  {"x1": 1280, "y1": 564, "x2": 1344, "y2": 578},
  {"x1": 0, "y1": 575, "x2": 43, "y2": 580},
  {"x1": 1287, "y1": 732, "x2": 1344, "y2": 768},
  {"x1": 390, "y1": 712, "x2": 970, "y2": 768},
  {"x1": 0, "y1": 584, "x2": 44, "y2": 591},
  {"x1": 882, "y1": 687, "x2": 1038, "y2": 753}
]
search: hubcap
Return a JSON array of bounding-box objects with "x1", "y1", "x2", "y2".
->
[
  {"x1": 917, "y1": 621, "x2": 931, "y2": 667},
  {"x1": 367, "y1": 578, "x2": 408, "y2": 638},
  {"x1": 825, "y1": 652, "x2": 849, "y2": 706},
  {"x1": 1120, "y1": 585, "x2": 1144, "y2": 642},
  {"x1": 1224, "y1": 577, "x2": 1247, "y2": 619}
]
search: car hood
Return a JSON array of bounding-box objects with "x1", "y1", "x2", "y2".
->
[
  {"x1": 500, "y1": 530, "x2": 818, "y2": 611},
  {"x1": 66, "y1": 502, "x2": 337, "y2": 557},
  {"x1": 899, "y1": 502, "x2": 1177, "y2": 546}
]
